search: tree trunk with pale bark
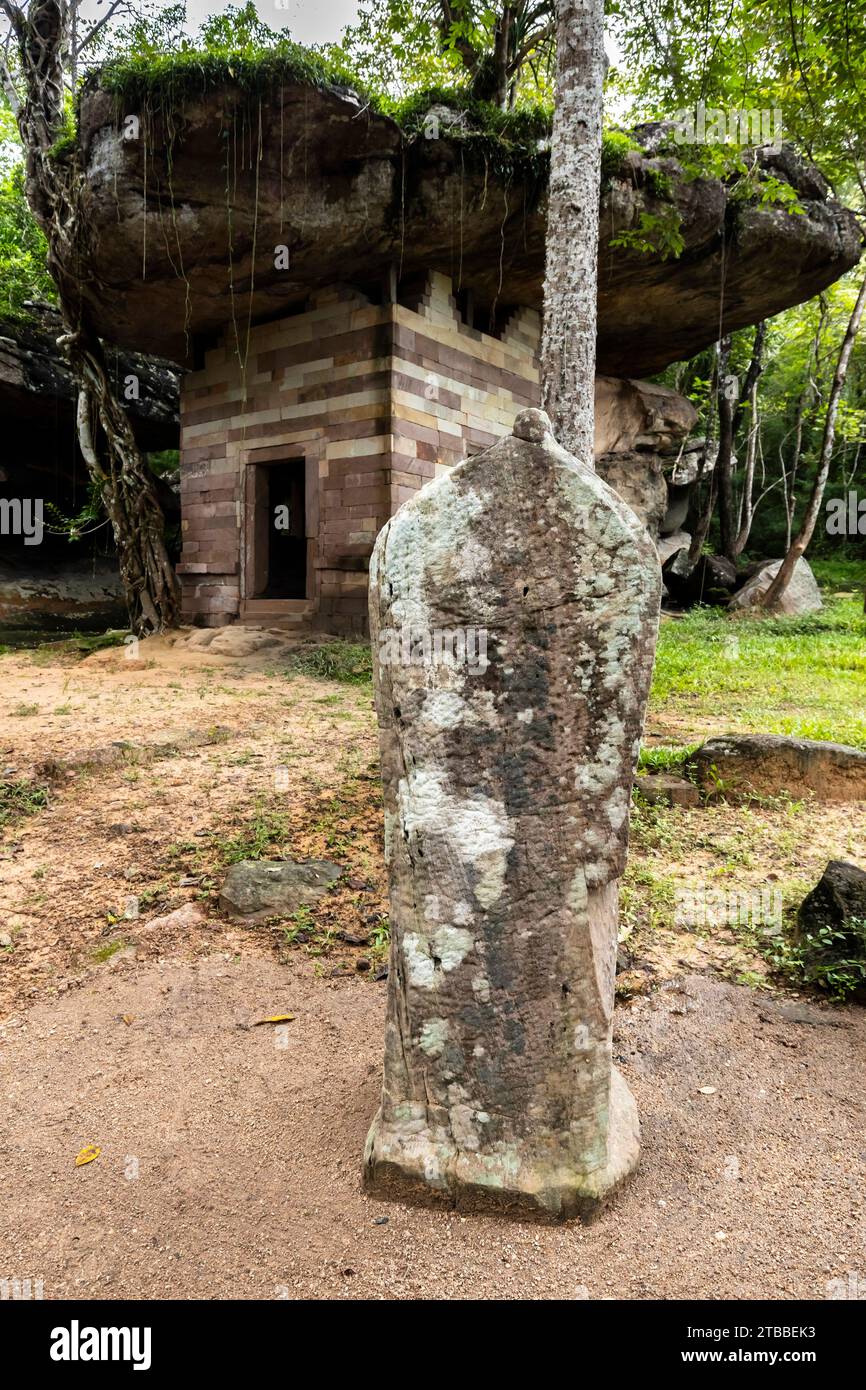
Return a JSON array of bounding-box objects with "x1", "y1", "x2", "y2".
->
[{"x1": 539, "y1": 0, "x2": 605, "y2": 464}]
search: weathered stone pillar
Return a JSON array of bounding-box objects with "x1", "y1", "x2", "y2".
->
[{"x1": 363, "y1": 408, "x2": 660, "y2": 1219}]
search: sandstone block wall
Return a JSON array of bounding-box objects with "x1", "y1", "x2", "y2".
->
[{"x1": 177, "y1": 274, "x2": 541, "y2": 631}]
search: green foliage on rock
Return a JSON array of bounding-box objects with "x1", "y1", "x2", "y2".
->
[{"x1": 98, "y1": 2, "x2": 365, "y2": 107}]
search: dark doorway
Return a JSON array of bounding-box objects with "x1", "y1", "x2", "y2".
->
[{"x1": 252, "y1": 461, "x2": 306, "y2": 599}]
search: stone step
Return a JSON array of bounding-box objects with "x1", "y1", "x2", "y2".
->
[
  {"x1": 238, "y1": 599, "x2": 313, "y2": 628},
  {"x1": 240, "y1": 598, "x2": 312, "y2": 615}
]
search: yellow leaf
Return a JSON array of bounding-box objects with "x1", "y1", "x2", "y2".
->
[
  {"x1": 121, "y1": 1015, "x2": 134, "y2": 1026},
  {"x1": 75, "y1": 1144, "x2": 101, "y2": 1167},
  {"x1": 254, "y1": 1013, "x2": 295, "y2": 1026}
]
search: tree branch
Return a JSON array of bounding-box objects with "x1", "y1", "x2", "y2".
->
[{"x1": 78, "y1": 0, "x2": 124, "y2": 57}]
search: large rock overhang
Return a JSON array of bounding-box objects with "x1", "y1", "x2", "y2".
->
[
  {"x1": 76, "y1": 75, "x2": 863, "y2": 374},
  {"x1": 0, "y1": 304, "x2": 180, "y2": 453}
]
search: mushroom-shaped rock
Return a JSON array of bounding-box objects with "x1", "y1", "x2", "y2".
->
[{"x1": 76, "y1": 73, "x2": 862, "y2": 372}]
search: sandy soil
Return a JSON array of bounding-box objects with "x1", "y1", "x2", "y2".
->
[
  {"x1": 1, "y1": 636, "x2": 865, "y2": 1300},
  {"x1": 0, "y1": 636, "x2": 384, "y2": 1015},
  {"x1": 2, "y1": 960, "x2": 863, "y2": 1300}
]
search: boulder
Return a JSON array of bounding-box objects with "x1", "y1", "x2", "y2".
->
[
  {"x1": 689, "y1": 734, "x2": 866, "y2": 801},
  {"x1": 595, "y1": 450, "x2": 669, "y2": 534},
  {"x1": 135, "y1": 902, "x2": 206, "y2": 934},
  {"x1": 219, "y1": 858, "x2": 342, "y2": 922},
  {"x1": 594, "y1": 377, "x2": 698, "y2": 456},
  {"x1": 729, "y1": 557, "x2": 822, "y2": 615},
  {"x1": 593, "y1": 379, "x2": 698, "y2": 537},
  {"x1": 657, "y1": 530, "x2": 692, "y2": 565},
  {"x1": 667, "y1": 439, "x2": 716, "y2": 489},
  {"x1": 0, "y1": 303, "x2": 180, "y2": 452},
  {"x1": 798, "y1": 860, "x2": 866, "y2": 936},
  {"x1": 663, "y1": 552, "x2": 737, "y2": 606},
  {"x1": 633, "y1": 773, "x2": 701, "y2": 807},
  {"x1": 0, "y1": 560, "x2": 126, "y2": 632},
  {"x1": 659, "y1": 485, "x2": 690, "y2": 536},
  {"x1": 206, "y1": 627, "x2": 283, "y2": 658},
  {"x1": 76, "y1": 74, "x2": 861, "y2": 371}
]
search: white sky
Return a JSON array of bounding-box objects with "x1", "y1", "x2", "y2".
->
[
  {"x1": 96, "y1": 0, "x2": 364, "y2": 46},
  {"x1": 78, "y1": 2, "x2": 623, "y2": 69}
]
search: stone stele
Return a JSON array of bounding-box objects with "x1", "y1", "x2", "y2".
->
[{"x1": 363, "y1": 407, "x2": 661, "y2": 1219}]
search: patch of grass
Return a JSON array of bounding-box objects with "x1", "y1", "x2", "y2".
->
[
  {"x1": 368, "y1": 917, "x2": 390, "y2": 957},
  {"x1": 730, "y1": 968, "x2": 774, "y2": 992},
  {"x1": 620, "y1": 865, "x2": 679, "y2": 934},
  {"x1": 281, "y1": 905, "x2": 316, "y2": 946},
  {"x1": 0, "y1": 780, "x2": 49, "y2": 827},
  {"x1": 11, "y1": 702, "x2": 39, "y2": 717},
  {"x1": 286, "y1": 641, "x2": 373, "y2": 686},
  {"x1": 810, "y1": 555, "x2": 866, "y2": 592},
  {"x1": 204, "y1": 725, "x2": 232, "y2": 744},
  {"x1": 214, "y1": 800, "x2": 290, "y2": 865},
  {"x1": 388, "y1": 84, "x2": 551, "y2": 147},
  {"x1": 637, "y1": 743, "x2": 699, "y2": 774},
  {"x1": 93, "y1": 938, "x2": 129, "y2": 963},
  {"x1": 136, "y1": 881, "x2": 171, "y2": 911},
  {"x1": 629, "y1": 797, "x2": 691, "y2": 856},
  {"x1": 98, "y1": 33, "x2": 364, "y2": 106},
  {"x1": 309, "y1": 783, "x2": 370, "y2": 856},
  {"x1": 651, "y1": 599, "x2": 866, "y2": 748}
]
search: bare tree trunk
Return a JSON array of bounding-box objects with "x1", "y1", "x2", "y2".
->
[
  {"x1": 539, "y1": 0, "x2": 605, "y2": 464},
  {"x1": 3, "y1": 0, "x2": 179, "y2": 635},
  {"x1": 760, "y1": 272, "x2": 866, "y2": 610},
  {"x1": 731, "y1": 320, "x2": 766, "y2": 557},
  {"x1": 732, "y1": 379, "x2": 760, "y2": 556},
  {"x1": 715, "y1": 334, "x2": 737, "y2": 562},
  {"x1": 687, "y1": 348, "x2": 720, "y2": 565},
  {"x1": 782, "y1": 399, "x2": 804, "y2": 549},
  {"x1": 781, "y1": 309, "x2": 824, "y2": 549}
]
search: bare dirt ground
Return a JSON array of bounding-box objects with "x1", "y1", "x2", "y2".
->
[{"x1": 2, "y1": 636, "x2": 865, "y2": 1300}]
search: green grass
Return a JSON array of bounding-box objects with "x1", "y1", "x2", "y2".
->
[
  {"x1": 0, "y1": 780, "x2": 49, "y2": 828},
  {"x1": 213, "y1": 801, "x2": 290, "y2": 865},
  {"x1": 651, "y1": 598, "x2": 866, "y2": 749},
  {"x1": 637, "y1": 743, "x2": 700, "y2": 774},
  {"x1": 92, "y1": 938, "x2": 129, "y2": 964},
  {"x1": 809, "y1": 555, "x2": 866, "y2": 591},
  {"x1": 286, "y1": 641, "x2": 373, "y2": 686}
]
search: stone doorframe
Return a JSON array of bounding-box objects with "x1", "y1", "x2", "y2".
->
[{"x1": 240, "y1": 437, "x2": 322, "y2": 617}]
